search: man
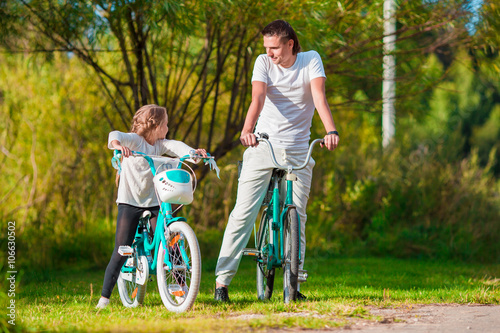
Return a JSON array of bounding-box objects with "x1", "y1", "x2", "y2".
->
[{"x1": 215, "y1": 19, "x2": 339, "y2": 302}]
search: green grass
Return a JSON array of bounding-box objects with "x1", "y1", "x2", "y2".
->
[{"x1": 16, "y1": 257, "x2": 500, "y2": 332}]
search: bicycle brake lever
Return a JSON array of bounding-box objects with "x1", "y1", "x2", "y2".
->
[{"x1": 256, "y1": 132, "x2": 269, "y2": 140}]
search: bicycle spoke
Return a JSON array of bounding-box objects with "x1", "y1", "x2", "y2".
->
[
  {"x1": 157, "y1": 222, "x2": 201, "y2": 312},
  {"x1": 256, "y1": 209, "x2": 275, "y2": 300},
  {"x1": 117, "y1": 251, "x2": 148, "y2": 307}
]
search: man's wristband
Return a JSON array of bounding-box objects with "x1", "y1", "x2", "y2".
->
[{"x1": 327, "y1": 131, "x2": 339, "y2": 137}]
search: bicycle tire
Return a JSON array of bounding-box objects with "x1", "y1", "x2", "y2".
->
[
  {"x1": 117, "y1": 253, "x2": 148, "y2": 308},
  {"x1": 256, "y1": 210, "x2": 275, "y2": 300},
  {"x1": 283, "y1": 207, "x2": 299, "y2": 303},
  {"x1": 157, "y1": 222, "x2": 201, "y2": 312}
]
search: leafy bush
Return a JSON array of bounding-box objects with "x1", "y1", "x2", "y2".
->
[{"x1": 307, "y1": 131, "x2": 500, "y2": 262}]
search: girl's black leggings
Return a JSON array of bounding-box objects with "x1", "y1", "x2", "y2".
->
[{"x1": 101, "y1": 204, "x2": 159, "y2": 298}]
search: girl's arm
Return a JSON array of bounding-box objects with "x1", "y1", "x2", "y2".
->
[
  {"x1": 162, "y1": 140, "x2": 208, "y2": 161},
  {"x1": 108, "y1": 131, "x2": 141, "y2": 157},
  {"x1": 110, "y1": 139, "x2": 132, "y2": 158}
]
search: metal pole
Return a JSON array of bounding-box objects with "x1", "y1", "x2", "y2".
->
[{"x1": 382, "y1": 0, "x2": 396, "y2": 148}]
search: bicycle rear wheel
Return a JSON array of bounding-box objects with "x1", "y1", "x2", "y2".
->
[
  {"x1": 117, "y1": 253, "x2": 148, "y2": 308},
  {"x1": 283, "y1": 207, "x2": 299, "y2": 303},
  {"x1": 157, "y1": 222, "x2": 201, "y2": 312},
  {"x1": 256, "y1": 209, "x2": 275, "y2": 300}
]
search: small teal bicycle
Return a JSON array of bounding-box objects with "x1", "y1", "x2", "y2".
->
[
  {"x1": 242, "y1": 133, "x2": 323, "y2": 303},
  {"x1": 112, "y1": 151, "x2": 218, "y2": 312}
]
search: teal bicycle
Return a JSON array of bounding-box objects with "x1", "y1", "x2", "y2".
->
[
  {"x1": 242, "y1": 133, "x2": 323, "y2": 303},
  {"x1": 112, "y1": 151, "x2": 218, "y2": 312}
]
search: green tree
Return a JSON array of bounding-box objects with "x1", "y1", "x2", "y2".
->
[
  {"x1": 1, "y1": 0, "x2": 497, "y2": 269},
  {"x1": 1, "y1": 0, "x2": 478, "y2": 151},
  {"x1": 2, "y1": 0, "x2": 279, "y2": 175}
]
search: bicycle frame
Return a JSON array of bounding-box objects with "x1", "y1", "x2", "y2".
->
[
  {"x1": 124, "y1": 201, "x2": 187, "y2": 275},
  {"x1": 115, "y1": 151, "x2": 208, "y2": 276},
  {"x1": 260, "y1": 170, "x2": 294, "y2": 271},
  {"x1": 256, "y1": 137, "x2": 324, "y2": 272}
]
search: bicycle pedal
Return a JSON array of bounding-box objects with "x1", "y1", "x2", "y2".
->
[
  {"x1": 242, "y1": 248, "x2": 260, "y2": 257},
  {"x1": 118, "y1": 245, "x2": 134, "y2": 256},
  {"x1": 125, "y1": 258, "x2": 135, "y2": 267},
  {"x1": 121, "y1": 272, "x2": 134, "y2": 282},
  {"x1": 298, "y1": 269, "x2": 308, "y2": 283}
]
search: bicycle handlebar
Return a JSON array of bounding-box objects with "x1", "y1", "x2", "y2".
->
[
  {"x1": 255, "y1": 133, "x2": 324, "y2": 171},
  {"x1": 112, "y1": 149, "x2": 220, "y2": 180},
  {"x1": 114, "y1": 150, "x2": 214, "y2": 164},
  {"x1": 180, "y1": 150, "x2": 214, "y2": 163}
]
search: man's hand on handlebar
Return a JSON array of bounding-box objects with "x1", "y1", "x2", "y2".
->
[
  {"x1": 321, "y1": 133, "x2": 339, "y2": 151},
  {"x1": 240, "y1": 131, "x2": 258, "y2": 147}
]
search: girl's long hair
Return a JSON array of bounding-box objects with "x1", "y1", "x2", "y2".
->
[
  {"x1": 115, "y1": 104, "x2": 168, "y2": 186},
  {"x1": 131, "y1": 104, "x2": 167, "y2": 141}
]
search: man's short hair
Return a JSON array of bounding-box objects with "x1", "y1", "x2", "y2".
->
[{"x1": 261, "y1": 20, "x2": 301, "y2": 55}]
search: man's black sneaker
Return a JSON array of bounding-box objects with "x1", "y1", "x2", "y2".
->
[
  {"x1": 214, "y1": 287, "x2": 230, "y2": 302},
  {"x1": 297, "y1": 291, "x2": 307, "y2": 301}
]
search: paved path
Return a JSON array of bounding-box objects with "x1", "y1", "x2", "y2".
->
[{"x1": 346, "y1": 304, "x2": 500, "y2": 332}]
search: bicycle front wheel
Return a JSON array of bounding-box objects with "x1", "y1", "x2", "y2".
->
[
  {"x1": 157, "y1": 222, "x2": 201, "y2": 312},
  {"x1": 283, "y1": 207, "x2": 299, "y2": 303},
  {"x1": 256, "y1": 209, "x2": 275, "y2": 300},
  {"x1": 117, "y1": 254, "x2": 148, "y2": 308}
]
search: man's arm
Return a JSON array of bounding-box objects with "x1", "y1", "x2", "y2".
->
[
  {"x1": 240, "y1": 81, "x2": 267, "y2": 147},
  {"x1": 311, "y1": 77, "x2": 339, "y2": 151}
]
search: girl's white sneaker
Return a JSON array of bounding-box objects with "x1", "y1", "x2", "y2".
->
[{"x1": 96, "y1": 297, "x2": 110, "y2": 309}]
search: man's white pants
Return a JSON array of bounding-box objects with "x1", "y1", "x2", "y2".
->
[{"x1": 215, "y1": 143, "x2": 314, "y2": 286}]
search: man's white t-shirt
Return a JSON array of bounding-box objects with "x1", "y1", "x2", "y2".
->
[
  {"x1": 252, "y1": 50, "x2": 326, "y2": 149},
  {"x1": 108, "y1": 131, "x2": 194, "y2": 207}
]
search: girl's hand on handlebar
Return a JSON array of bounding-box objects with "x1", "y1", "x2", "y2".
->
[
  {"x1": 321, "y1": 132, "x2": 339, "y2": 151},
  {"x1": 193, "y1": 148, "x2": 208, "y2": 158},
  {"x1": 112, "y1": 142, "x2": 132, "y2": 157},
  {"x1": 189, "y1": 148, "x2": 208, "y2": 163},
  {"x1": 240, "y1": 132, "x2": 258, "y2": 147}
]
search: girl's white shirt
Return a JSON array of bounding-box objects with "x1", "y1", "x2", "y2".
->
[{"x1": 108, "y1": 131, "x2": 194, "y2": 207}]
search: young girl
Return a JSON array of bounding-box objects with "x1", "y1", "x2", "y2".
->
[{"x1": 96, "y1": 104, "x2": 207, "y2": 309}]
